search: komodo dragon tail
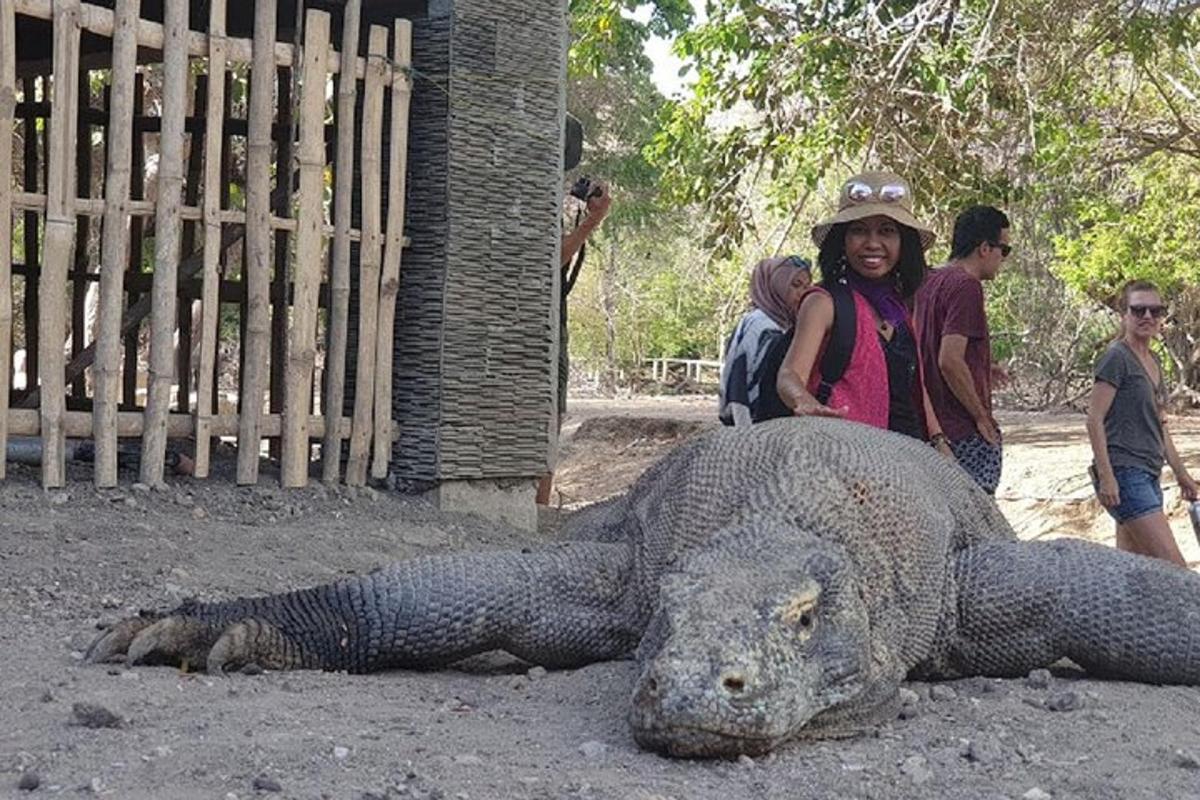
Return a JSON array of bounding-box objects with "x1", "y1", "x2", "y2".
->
[{"x1": 86, "y1": 542, "x2": 644, "y2": 674}]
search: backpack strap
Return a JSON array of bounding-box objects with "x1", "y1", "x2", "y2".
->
[{"x1": 814, "y1": 281, "x2": 856, "y2": 405}]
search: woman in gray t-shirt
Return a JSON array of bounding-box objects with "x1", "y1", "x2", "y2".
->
[{"x1": 1085, "y1": 280, "x2": 1198, "y2": 566}]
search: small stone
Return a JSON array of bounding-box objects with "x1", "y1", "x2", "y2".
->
[
  {"x1": 1025, "y1": 669, "x2": 1052, "y2": 689},
  {"x1": 930, "y1": 685, "x2": 957, "y2": 701},
  {"x1": 453, "y1": 754, "x2": 484, "y2": 766},
  {"x1": 1022, "y1": 789, "x2": 1052, "y2": 800},
  {"x1": 1045, "y1": 690, "x2": 1083, "y2": 712},
  {"x1": 1022, "y1": 696, "x2": 1045, "y2": 710},
  {"x1": 70, "y1": 702, "x2": 123, "y2": 729},
  {"x1": 191, "y1": 506, "x2": 208, "y2": 520},
  {"x1": 333, "y1": 746, "x2": 351, "y2": 760},
  {"x1": 964, "y1": 735, "x2": 1003, "y2": 764},
  {"x1": 18, "y1": 770, "x2": 40, "y2": 791},
  {"x1": 1173, "y1": 749, "x2": 1200, "y2": 770},
  {"x1": 898, "y1": 687, "x2": 920, "y2": 706},
  {"x1": 579, "y1": 740, "x2": 608, "y2": 760},
  {"x1": 241, "y1": 662, "x2": 264, "y2": 676},
  {"x1": 131, "y1": 482, "x2": 151, "y2": 494},
  {"x1": 736, "y1": 754, "x2": 755, "y2": 769},
  {"x1": 252, "y1": 775, "x2": 282, "y2": 793},
  {"x1": 899, "y1": 754, "x2": 932, "y2": 784},
  {"x1": 898, "y1": 704, "x2": 921, "y2": 721},
  {"x1": 48, "y1": 491, "x2": 70, "y2": 506},
  {"x1": 526, "y1": 666, "x2": 547, "y2": 680}
]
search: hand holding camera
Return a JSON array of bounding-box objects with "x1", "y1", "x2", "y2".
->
[{"x1": 570, "y1": 176, "x2": 611, "y2": 221}]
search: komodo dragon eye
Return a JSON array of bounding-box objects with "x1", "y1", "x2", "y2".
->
[{"x1": 780, "y1": 589, "x2": 819, "y2": 640}]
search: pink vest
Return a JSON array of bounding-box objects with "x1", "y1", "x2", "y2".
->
[{"x1": 802, "y1": 287, "x2": 926, "y2": 434}]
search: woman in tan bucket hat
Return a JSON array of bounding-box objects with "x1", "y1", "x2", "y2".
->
[{"x1": 775, "y1": 171, "x2": 952, "y2": 455}]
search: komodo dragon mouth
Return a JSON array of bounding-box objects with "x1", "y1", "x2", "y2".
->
[{"x1": 631, "y1": 724, "x2": 783, "y2": 759}]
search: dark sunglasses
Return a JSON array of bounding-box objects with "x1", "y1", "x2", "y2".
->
[
  {"x1": 1128, "y1": 304, "x2": 1168, "y2": 319},
  {"x1": 988, "y1": 241, "x2": 1012, "y2": 258}
]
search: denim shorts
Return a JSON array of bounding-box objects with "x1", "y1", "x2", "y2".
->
[{"x1": 1092, "y1": 465, "x2": 1163, "y2": 524}]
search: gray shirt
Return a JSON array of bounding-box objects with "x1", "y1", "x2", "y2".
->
[{"x1": 1094, "y1": 341, "x2": 1168, "y2": 474}]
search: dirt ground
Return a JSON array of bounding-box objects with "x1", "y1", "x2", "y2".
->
[{"x1": 4, "y1": 398, "x2": 1200, "y2": 799}]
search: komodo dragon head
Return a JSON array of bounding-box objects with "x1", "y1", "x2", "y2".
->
[{"x1": 628, "y1": 529, "x2": 871, "y2": 758}]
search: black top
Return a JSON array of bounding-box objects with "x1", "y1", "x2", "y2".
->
[{"x1": 882, "y1": 323, "x2": 923, "y2": 440}]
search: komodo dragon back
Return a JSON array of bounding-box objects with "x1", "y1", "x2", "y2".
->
[{"x1": 85, "y1": 417, "x2": 1200, "y2": 759}]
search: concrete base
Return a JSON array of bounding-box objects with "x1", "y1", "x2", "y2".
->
[{"x1": 430, "y1": 479, "x2": 538, "y2": 533}]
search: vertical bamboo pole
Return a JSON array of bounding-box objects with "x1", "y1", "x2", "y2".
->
[
  {"x1": 122, "y1": 73, "x2": 144, "y2": 410},
  {"x1": 139, "y1": 0, "x2": 188, "y2": 486},
  {"x1": 40, "y1": 0, "x2": 83, "y2": 488},
  {"x1": 193, "y1": 0, "x2": 228, "y2": 479},
  {"x1": 280, "y1": 9, "x2": 331, "y2": 487},
  {"x1": 371, "y1": 20, "x2": 413, "y2": 481},
  {"x1": 268, "y1": 67, "x2": 292, "y2": 463},
  {"x1": 237, "y1": 0, "x2": 278, "y2": 484},
  {"x1": 22, "y1": 77, "x2": 40, "y2": 397},
  {"x1": 92, "y1": 0, "x2": 140, "y2": 487},
  {"x1": 321, "y1": 0, "x2": 361, "y2": 484},
  {"x1": 0, "y1": 0, "x2": 16, "y2": 479},
  {"x1": 70, "y1": 66, "x2": 91, "y2": 402},
  {"x1": 177, "y1": 73, "x2": 206, "y2": 415},
  {"x1": 344, "y1": 26, "x2": 388, "y2": 487}
]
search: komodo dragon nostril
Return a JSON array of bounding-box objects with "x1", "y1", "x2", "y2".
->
[{"x1": 721, "y1": 672, "x2": 748, "y2": 695}]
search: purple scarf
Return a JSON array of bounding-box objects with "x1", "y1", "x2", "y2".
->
[{"x1": 845, "y1": 271, "x2": 908, "y2": 330}]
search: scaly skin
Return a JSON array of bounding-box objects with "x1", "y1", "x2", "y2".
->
[{"x1": 87, "y1": 418, "x2": 1200, "y2": 757}]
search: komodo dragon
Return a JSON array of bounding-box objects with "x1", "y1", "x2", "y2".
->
[{"x1": 86, "y1": 418, "x2": 1200, "y2": 758}]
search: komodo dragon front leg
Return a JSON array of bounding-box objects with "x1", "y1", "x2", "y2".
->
[
  {"x1": 86, "y1": 542, "x2": 645, "y2": 674},
  {"x1": 927, "y1": 538, "x2": 1200, "y2": 683}
]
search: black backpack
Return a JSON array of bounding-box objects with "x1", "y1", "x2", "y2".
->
[{"x1": 738, "y1": 281, "x2": 857, "y2": 423}]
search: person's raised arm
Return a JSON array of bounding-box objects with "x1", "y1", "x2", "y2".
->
[
  {"x1": 776, "y1": 292, "x2": 847, "y2": 418},
  {"x1": 1085, "y1": 380, "x2": 1120, "y2": 508},
  {"x1": 561, "y1": 183, "x2": 612, "y2": 268}
]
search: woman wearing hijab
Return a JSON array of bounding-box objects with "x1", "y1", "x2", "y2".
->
[
  {"x1": 775, "y1": 171, "x2": 951, "y2": 455},
  {"x1": 718, "y1": 255, "x2": 812, "y2": 426}
]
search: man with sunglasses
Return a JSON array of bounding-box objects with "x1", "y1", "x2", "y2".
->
[{"x1": 914, "y1": 205, "x2": 1012, "y2": 494}]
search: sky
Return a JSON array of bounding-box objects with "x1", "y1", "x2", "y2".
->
[{"x1": 632, "y1": 2, "x2": 706, "y2": 99}]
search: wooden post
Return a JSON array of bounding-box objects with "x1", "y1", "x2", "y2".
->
[
  {"x1": 22, "y1": 77, "x2": 40, "y2": 398},
  {"x1": 237, "y1": 0, "x2": 278, "y2": 485},
  {"x1": 122, "y1": 73, "x2": 144, "y2": 410},
  {"x1": 370, "y1": 20, "x2": 412, "y2": 481},
  {"x1": 0, "y1": 0, "x2": 16, "y2": 479},
  {"x1": 92, "y1": 0, "x2": 140, "y2": 487},
  {"x1": 344, "y1": 26, "x2": 388, "y2": 486},
  {"x1": 193, "y1": 0, "x2": 228, "y2": 478},
  {"x1": 280, "y1": 9, "x2": 331, "y2": 487},
  {"x1": 40, "y1": 0, "x2": 83, "y2": 488},
  {"x1": 139, "y1": 0, "x2": 188, "y2": 486},
  {"x1": 321, "y1": 0, "x2": 361, "y2": 484}
]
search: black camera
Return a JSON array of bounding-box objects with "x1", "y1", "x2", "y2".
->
[{"x1": 569, "y1": 175, "x2": 603, "y2": 202}]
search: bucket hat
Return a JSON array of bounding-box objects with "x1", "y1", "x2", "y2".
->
[{"x1": 811, "y1": 171, "x2": 936, "y2": 251}]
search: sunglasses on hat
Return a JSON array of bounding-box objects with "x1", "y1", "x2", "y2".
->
[
  {"x1": 1128, "y1": 304, "x2": 1167, "y2": 319},
  {"x1": 845, "y1": 181, "x2": 908, "y2": 204}
]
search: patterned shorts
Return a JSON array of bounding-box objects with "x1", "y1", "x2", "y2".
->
[{"x1": 949, "y1": 433, "x2": 1003, "y2": 495}]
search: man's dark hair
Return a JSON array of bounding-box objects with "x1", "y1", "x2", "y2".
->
[
  {"x1": 817, "y1": 222, "x2": 928, "y2": 300},
  {"x1": 950, "y1": 205, "x2": 1010, "y2": 259}
]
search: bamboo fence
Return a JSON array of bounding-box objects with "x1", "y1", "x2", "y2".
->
[{"x1": 3, "y1": 0, "x2": 413, "y2": 488}]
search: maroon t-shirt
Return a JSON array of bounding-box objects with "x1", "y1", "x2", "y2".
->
[{"x1": 914, "y1": 264, "x2": 992, "y2": 442}]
